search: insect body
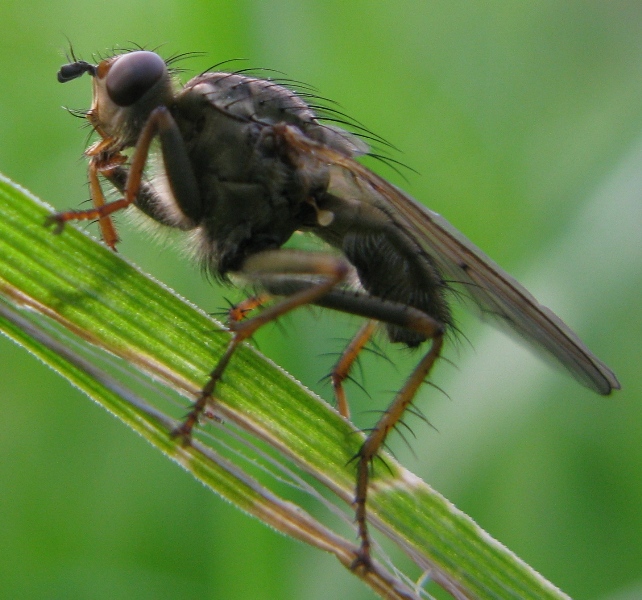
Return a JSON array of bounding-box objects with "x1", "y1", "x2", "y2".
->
[{"x1": 52, "y1": 49, "x2": 620, "y2": 569}]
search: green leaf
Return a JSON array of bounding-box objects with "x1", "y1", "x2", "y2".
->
[{"x1": 0, "y1": 173, "x2": 570, "y2": 600}]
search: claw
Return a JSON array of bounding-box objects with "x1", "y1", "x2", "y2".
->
[
  {"x1": 170, "y1": 421, "x2": 194, "y2": 446},
  {"x1": 44, "y1": 214, "x2": 65, "y2": 235},
  {"x1": 170, "y1": 389, "x2": 215, "y2": 445},
  {"x1": 350, "y1": 548, "x2": 373, "y2": 573}
]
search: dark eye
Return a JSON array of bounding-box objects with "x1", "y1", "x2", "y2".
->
[{"x1": 106, "y1": 51, "x2": 166, "y2": 107}]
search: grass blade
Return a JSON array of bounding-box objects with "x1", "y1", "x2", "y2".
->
[{"x1": 0, "y1": 173, "x2": 570, "y2": 599}]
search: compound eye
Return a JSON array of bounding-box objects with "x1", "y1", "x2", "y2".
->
[{"x1": 106, "y1": 51, "x2": 166, "y2": 107}]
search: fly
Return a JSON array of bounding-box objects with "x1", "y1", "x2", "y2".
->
[{"x1": 51, "y1": 48, "x2": 620, "y2": 570}]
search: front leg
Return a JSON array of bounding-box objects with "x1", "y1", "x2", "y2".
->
[{"x1": 47, "y1": 106, "x2": 201, "y2": 248}]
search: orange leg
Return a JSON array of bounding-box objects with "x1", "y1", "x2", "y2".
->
[
  {"x1": 351, "y1": 328, "x2": 443, "y2": 571},
  {"x1": 171, "y1": 247, "x2": 445, "y2": 571},
  {"x1": 46, "y1": 107, "x2": 183, "y2": 250},
  {"x1": 87, "y1": 160, "x2": 120, "y2": 249},
  {"x1": 172, "y1": 250, "x2": 351, "y2": 441},
  {"x1": 227, "y1": 294, "x2": 272, "y2": 325},
  {"x1": 331, "y1": 320, "x2": 377, "y2": 419}
]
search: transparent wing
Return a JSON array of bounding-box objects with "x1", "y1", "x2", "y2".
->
[{"x1": 281, "y1": 125, "x2": 620, "y2": 395}]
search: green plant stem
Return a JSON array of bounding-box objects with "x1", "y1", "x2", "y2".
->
[{"x1": 0, "y1": 173, "x2": 570, "y2": 600}]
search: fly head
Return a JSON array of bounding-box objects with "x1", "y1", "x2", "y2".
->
[{"x1": 58, "y1": 50, "x2": 176, "y2": 150}]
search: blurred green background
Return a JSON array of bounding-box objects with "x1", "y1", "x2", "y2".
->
[{"x1": 0, "y1": 1, "x2": 640, "y2": 599}]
